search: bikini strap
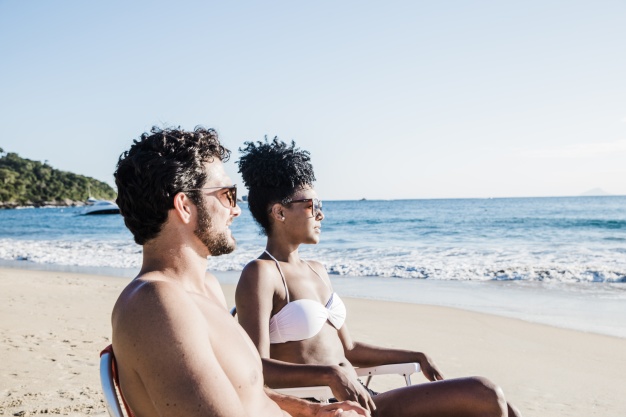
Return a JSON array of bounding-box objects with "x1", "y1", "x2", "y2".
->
[
  {"x1": 304, "y1": 261, "x2": 333, "y2": 292},
  {"x1": 264, "y1": 250, "x2": 290, "y2": 303}
]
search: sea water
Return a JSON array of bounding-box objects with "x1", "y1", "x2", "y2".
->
[{"x1": 1, "y1": 196, "x2": 625, "y2": 336}]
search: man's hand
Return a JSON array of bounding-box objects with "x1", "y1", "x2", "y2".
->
[
  {"x1": 316, "y1": 401, "x2": 370, "y2": 417},
  {"x1": 326, "y1": 366, "x2": 376, "y2": 413}
]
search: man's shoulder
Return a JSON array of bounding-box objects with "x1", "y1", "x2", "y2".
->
[
  {"x1": 116, "y1": 275, "x2": 190, "y2": 312},
  {"x1": 112, "y1": 275, "x2": 202, "y2": 338}
]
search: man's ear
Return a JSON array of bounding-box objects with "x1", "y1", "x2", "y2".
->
[
  {"x1": 172, "y1": 192, "x2": 194, "y2": 224},
  {"x1": 270, "y1": 203, "x2": 285, "y2": 221}
]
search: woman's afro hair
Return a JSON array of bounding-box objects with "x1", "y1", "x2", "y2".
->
[
  {"x1": 237, "y1": 137, "x2": 315, "y2": 191},
  {"x1": 237, "y1": 137, "x2": 316, "y2": 235}
]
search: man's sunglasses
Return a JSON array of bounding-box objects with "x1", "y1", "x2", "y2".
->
[
  {"x1": 187, "y1": 185, "x2": 237, "y2": 208},
  {"x1": 284, "y1": 198, "x2": 323, "y2": 218}
]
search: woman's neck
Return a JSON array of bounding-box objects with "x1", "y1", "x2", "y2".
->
[{"x1": 264, "y1": 240, "x2": 301, "y2": 263}]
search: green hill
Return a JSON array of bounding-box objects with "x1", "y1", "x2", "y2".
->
[{"x1": 0, "y1": 148, "x2": 116, "y2": 208}]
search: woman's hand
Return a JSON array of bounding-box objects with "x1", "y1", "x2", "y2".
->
[
  {"x1": 418, "y1": 352, "x2": 445, "y2": 381},
  {"x1": 315, "y1": 401, "x2": 370, "y2": 417},
  {"x1": 326, "y1": 365, "x2": 377, "y2": 413}
]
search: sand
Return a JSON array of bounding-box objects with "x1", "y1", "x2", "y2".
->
[{"x1": 1, "y1": 267, "x2": 625, "y2": 417}]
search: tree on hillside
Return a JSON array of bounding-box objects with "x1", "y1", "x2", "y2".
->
[{"x1": 0, "y1": 150, "x2": 116, "y2": 206}]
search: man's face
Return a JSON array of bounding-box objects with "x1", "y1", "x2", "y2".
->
[{"x1": 193, "y1": 160, "x2": 241, "y2": 256}]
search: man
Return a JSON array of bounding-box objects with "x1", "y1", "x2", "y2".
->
[{"x1": 111, "y1": 126, "x2": 368, "y2": 417}]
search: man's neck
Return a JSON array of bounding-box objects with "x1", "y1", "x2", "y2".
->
[{"x1": 139, "y1": 237, "x2": 209, "y2": 292}]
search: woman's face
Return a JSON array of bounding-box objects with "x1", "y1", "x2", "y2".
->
[{"x1": 281, "y1": 186, "x2": 324, "y2": 244}]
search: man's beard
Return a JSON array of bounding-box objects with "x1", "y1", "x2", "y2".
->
[{"x1": 194, "y1": 202, "x2": 236, "y2": 256}]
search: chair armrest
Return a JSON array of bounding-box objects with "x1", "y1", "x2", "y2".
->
[
  {"x1": 270, "y1": 362, "x2": 421, "y2": 403},
  {"x1": 355, "y1": 362, "x2": 420, "y2": 378},
  {"x1": 355, "y1": 362, "x2": 421, "y2": 388}
]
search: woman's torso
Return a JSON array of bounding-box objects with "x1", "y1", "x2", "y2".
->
[{"x1": 264, "y1": 252, "x2": 353, "y2": 373}]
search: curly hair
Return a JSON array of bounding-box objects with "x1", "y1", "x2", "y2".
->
[
  {"x1": 114, "y1": 126, "x2": 230, "y2": 245},
  {"x1": 237, "y1": 137, "x2": 315, "y2": 235}
]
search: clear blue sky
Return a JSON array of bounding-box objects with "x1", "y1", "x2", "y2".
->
[{"x1": 1, "y1": 1, "x2": 625, "y2": 200}]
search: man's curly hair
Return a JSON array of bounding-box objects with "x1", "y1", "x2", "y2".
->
[
  {"x1": 237, "y1": 137, "x2": 316, "y2": 235},
  {"x1": 114, "y1": 126, "x2": 230, "y2": 245}
]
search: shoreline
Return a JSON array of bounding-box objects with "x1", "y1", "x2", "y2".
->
[
  {"x1": 2, "y1": 260, "x2": 625, "y2": 339},
  {"x1": 1, "y1": 266, "x2": 625, "y2": 416},
  {"x1": 0, "y1": 201, "x2": 90, "y2": 210}
]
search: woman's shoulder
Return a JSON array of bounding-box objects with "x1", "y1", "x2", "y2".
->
[
  {"x1": 241, "y1": 257, "x2": 278, "y2": 274},
  {"x1": 238, "y1": 258, "x2": 282, "y2": 290},
  {"x1": 305, "y1": 259, "x2": 327, "y2": 274}
]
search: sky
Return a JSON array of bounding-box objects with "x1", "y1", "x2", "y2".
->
[{"x1": 1, "y1": 1, "x2": 625, "y2": 200}]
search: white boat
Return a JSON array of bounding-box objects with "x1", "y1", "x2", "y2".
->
[{"x1": 83, "y1": 199, "x2": 120, "y2": 215}]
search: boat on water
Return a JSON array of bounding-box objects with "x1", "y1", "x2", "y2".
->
[{"x1": 83, "y1": 199, "x2": 120, "y2": 215}]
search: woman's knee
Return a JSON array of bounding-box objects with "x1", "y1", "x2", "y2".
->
[{"x1": 466, "y1": 376, "x2": 507, "y2": 416}]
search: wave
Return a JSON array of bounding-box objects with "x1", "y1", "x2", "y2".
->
[
  {"x1": 340, "y1": 218, "x2": 427, "y2": 227},
  {"x1": 2, "y1": 238, "x2": 624, "y2": 284},
  {"x1": 325, "y1": 263, "x2": 626, "y2": 283},
  {"x1": 493, "y1": 218, "x2": 626, "y2": 230}
]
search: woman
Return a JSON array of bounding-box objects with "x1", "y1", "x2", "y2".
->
[{"x1": 235, "y1": 138, "x2": 521, "y2": 417}]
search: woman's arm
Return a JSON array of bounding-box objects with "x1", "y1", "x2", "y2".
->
[
  {"x1": 311, "y1": 261, "x2": 445, "y2": 383},
  {"x1": 338, "y1": 324, "x2": 445, "y2": 381},
  {"x1": 236, "y1": 261, "x2": 376, "y2": 412},
  {"x1": 236, "y1": 260, "x2": 337, "y2": 385},
  {"x1": 262, "y1": 357, "x2": 376, "y2": 411},
  {"x1": 235, "y1": 260, "x2": 276, "y2": 356}
]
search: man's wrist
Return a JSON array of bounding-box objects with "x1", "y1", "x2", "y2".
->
[{"x1": 306, "y1": 401, "x2": 321, "y2": 417}]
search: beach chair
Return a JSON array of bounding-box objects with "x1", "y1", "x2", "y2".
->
[
  {"x1": 99, "y1": 346, "x2": 133, "y2": 417},
  {"x1": 230, "y1": 306, "x2": 421, "y2": 403}
]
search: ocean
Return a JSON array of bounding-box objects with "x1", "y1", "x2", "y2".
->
[{"x1": 1, "y1": 196, "x2": 625, "y2": 337}]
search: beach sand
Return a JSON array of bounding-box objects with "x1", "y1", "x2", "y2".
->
[{"x1": 1, "y1": 267, "x2": 624, "y2": 416}]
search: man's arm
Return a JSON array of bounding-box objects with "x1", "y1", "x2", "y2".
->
[
  {"x1": 265, "y1": 388, "x2": 369, "y2": 417},
  {"x1": 261, "y1": 358, "x2": 375, "y2": 409},
  {"x1": 114, "y1": 280, "x2": 255, "y2": 417}
]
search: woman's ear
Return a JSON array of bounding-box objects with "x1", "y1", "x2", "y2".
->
[
  {"x1": 172, "y1": 192, "x2": 193, "y2": 224},
  {"x1": 270, "y1": 203, "x2": 285, "y2": 222}
]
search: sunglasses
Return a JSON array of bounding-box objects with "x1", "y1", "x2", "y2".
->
[
  {"x1": 187, "y1": 185, "x2": 237, "y2": 208},
  {"x1": 284, "y1": 198, "x2": 323, "y2": 218}
]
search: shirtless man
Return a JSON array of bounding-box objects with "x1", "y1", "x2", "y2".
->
[{"x1": 111, "y1": 126, "x2": 368, "y2": 417}]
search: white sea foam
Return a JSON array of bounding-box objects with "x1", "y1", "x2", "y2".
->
[{"x1": 2, "y1": 238, "x2": 624, "y2": 284}]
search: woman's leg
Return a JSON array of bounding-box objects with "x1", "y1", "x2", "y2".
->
[{"x1": 372, "y1": 376, "x2": 520, "y2": 417}]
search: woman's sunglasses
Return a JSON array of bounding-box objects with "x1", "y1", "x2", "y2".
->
[{"x1": 284, "y1": 198, "x2": 323, "y2": 218}]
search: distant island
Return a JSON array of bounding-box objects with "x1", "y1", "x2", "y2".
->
[
  {"x1": 0, "y1": 148, "x2": 116, "y2": 208},
  {"x1": 580, "y1": 187, "x2": 612, "y2": 197}
]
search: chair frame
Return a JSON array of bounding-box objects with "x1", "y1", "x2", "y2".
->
[
  {"x1": 274, "y1": 362, "x2": 421, "y2": 403},
  {"x1": 100, "y1": 350, "x2": 126, "y2": 417}
]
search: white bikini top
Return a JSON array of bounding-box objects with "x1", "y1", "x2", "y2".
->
[{"x1": 265, "y1": 250, "x2": 347, "y2": 344}]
